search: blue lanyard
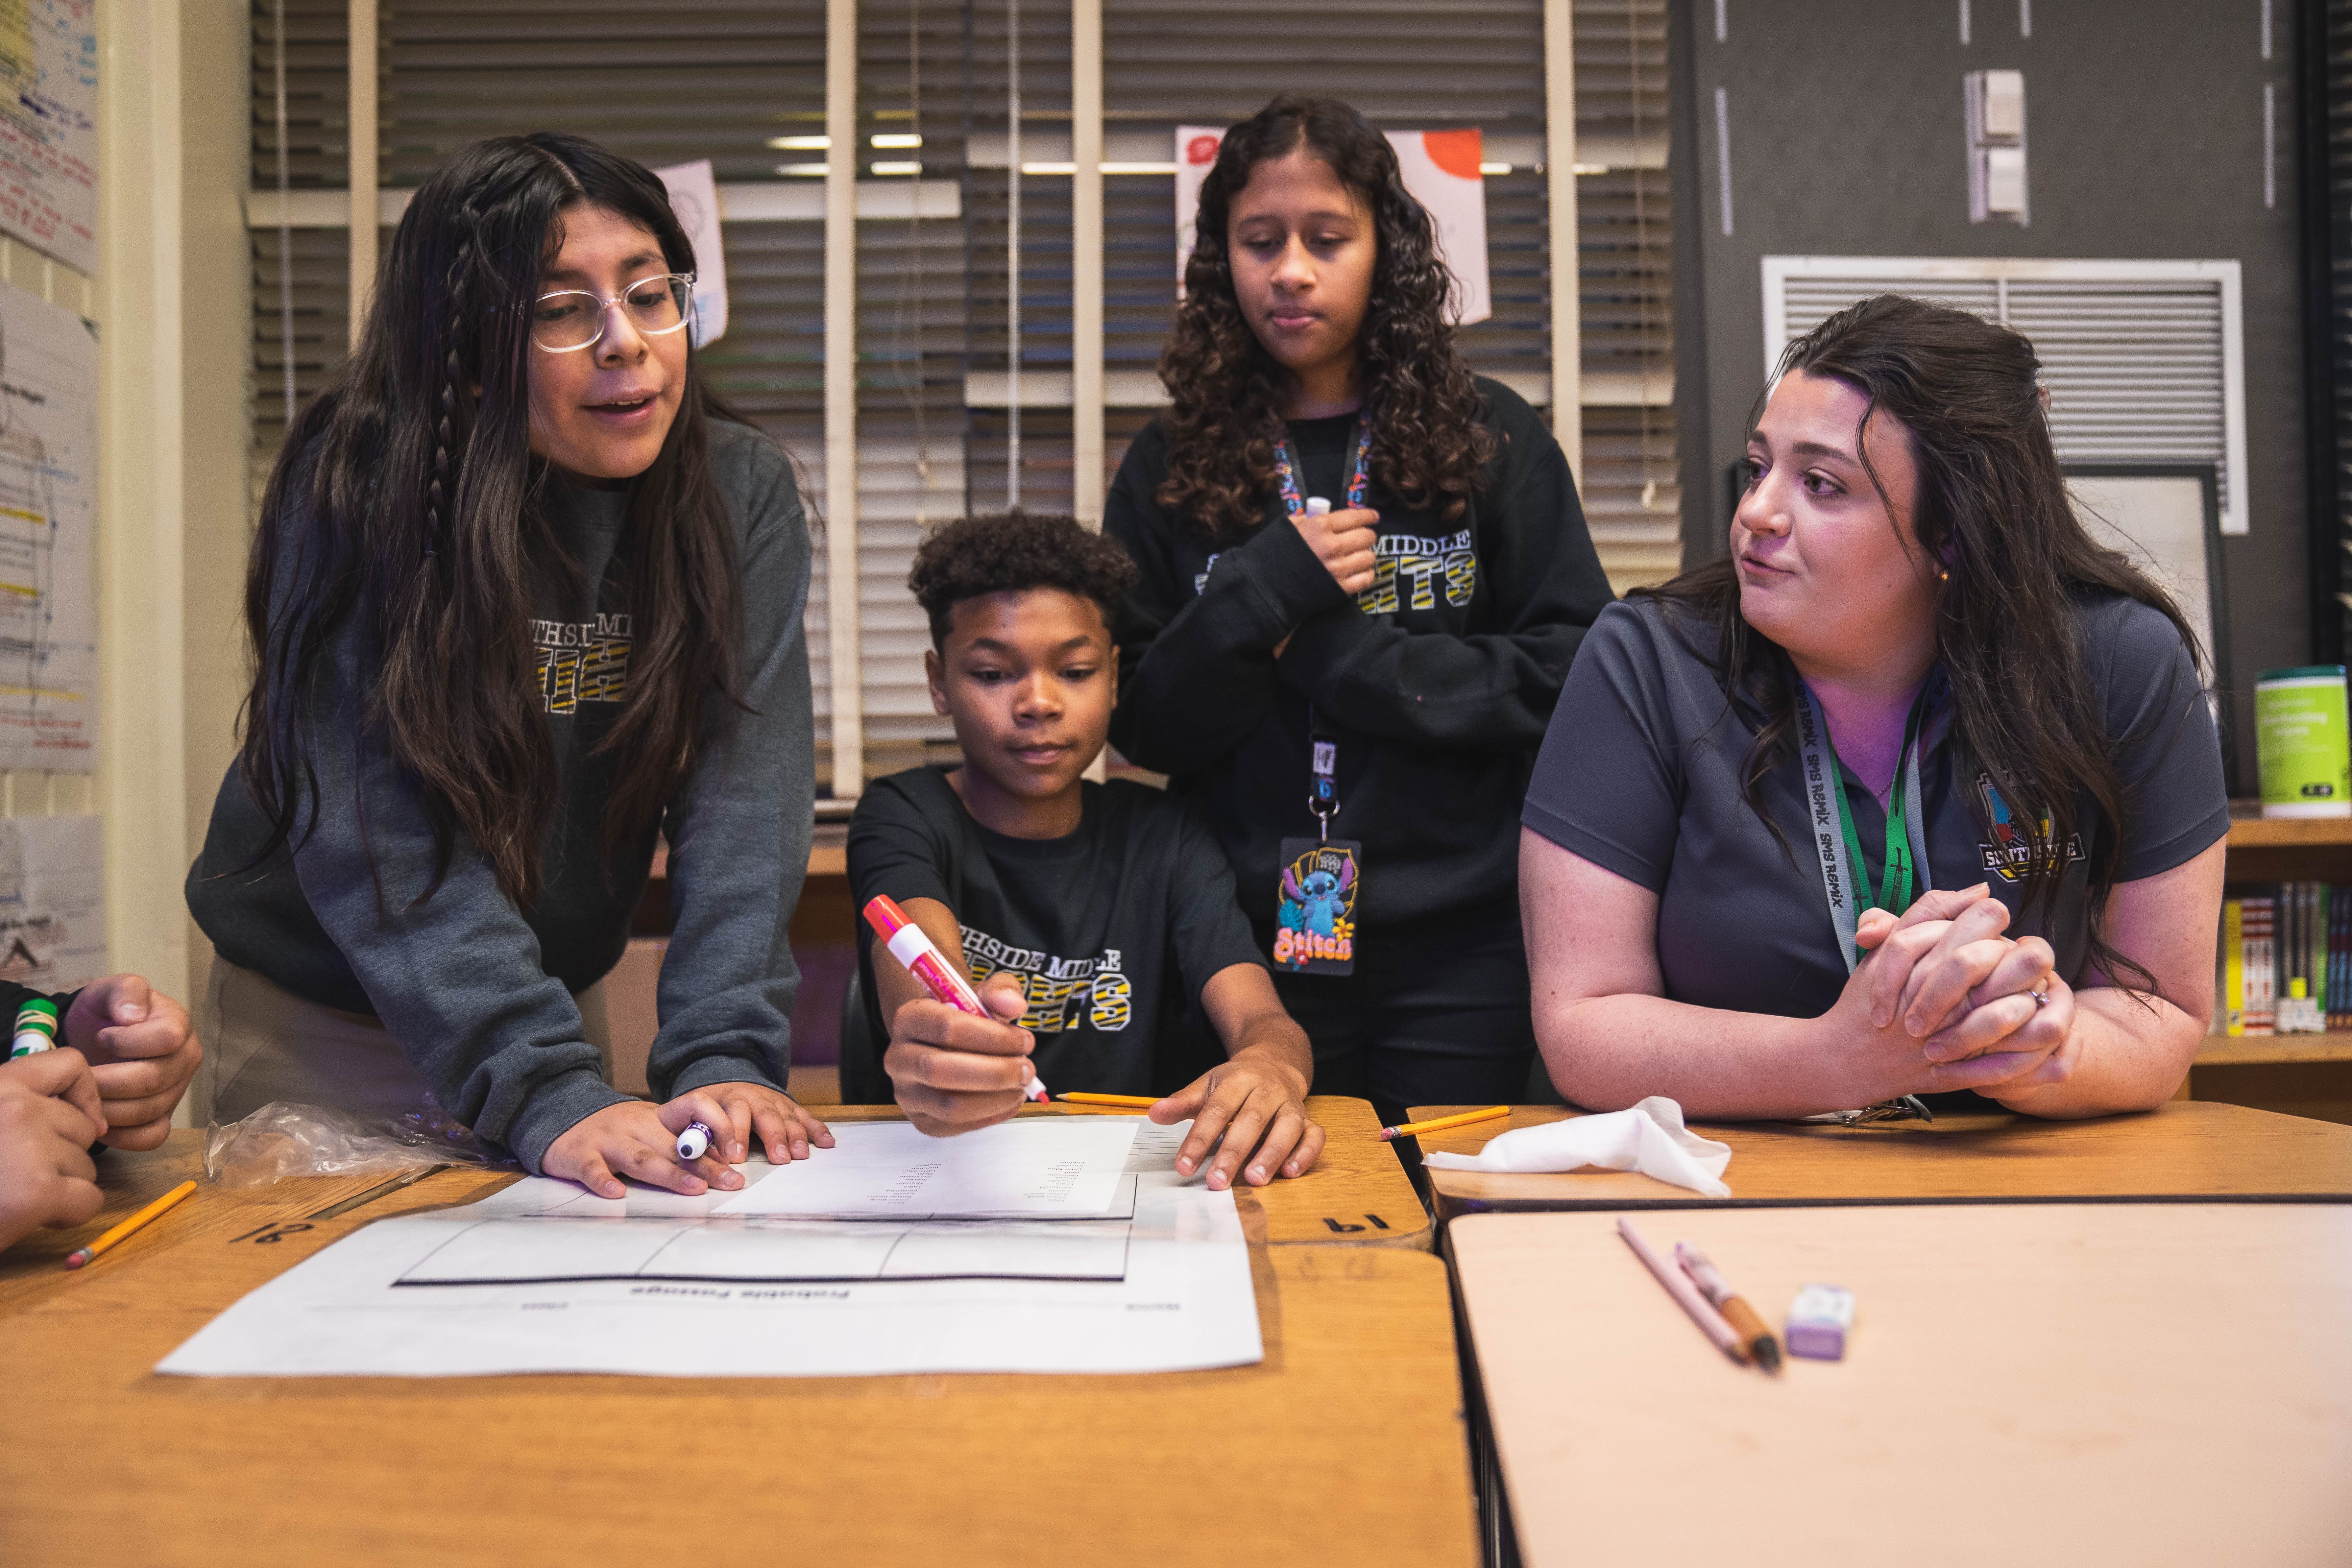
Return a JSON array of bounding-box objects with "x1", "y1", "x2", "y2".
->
[{"x1": 1272, "y1": 411, "x2": 1372, "y2": 518}]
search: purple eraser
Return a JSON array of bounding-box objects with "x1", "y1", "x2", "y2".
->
[{"x1": 1786, "y1": 1284, "x2": 1854, "y2": 1360}]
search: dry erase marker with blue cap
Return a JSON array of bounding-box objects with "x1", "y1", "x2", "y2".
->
[{"x1": 9, "y1": 996, "x2": 58, "y2": 1059}]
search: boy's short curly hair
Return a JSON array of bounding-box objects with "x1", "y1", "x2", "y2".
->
[{"x1": 908, "y1": 509, "x2": 1141, "y2": 648}]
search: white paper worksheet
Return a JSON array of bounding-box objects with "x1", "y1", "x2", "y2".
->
[
  {"x1": 711, "y1": 1117, "x2": 1140, "y2": 1220},
  {"x1": 154, "y1": 1117, "x2": 1262, "y2": 1379}
]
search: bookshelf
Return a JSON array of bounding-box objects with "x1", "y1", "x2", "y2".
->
[{"x1": 2200, "y1": 809, "x2": 2352, "y2": 1119}]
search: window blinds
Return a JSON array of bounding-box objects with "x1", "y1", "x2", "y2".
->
[{"x1": 247, "y1": 0, "x2": 1684, "y2": 787}]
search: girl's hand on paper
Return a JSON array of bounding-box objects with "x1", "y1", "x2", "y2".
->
[
  {"x1": 0, "y1": 1048, "x2": 104, "y2": 1251},
  {"x1": 64, "y1": 973, "x2": 201, "y2": 1152},
  {"x1": 1152, "y1": 1049, "x2": 1324, "y2": 1190},
  {"x1": 545, "y1": 1088, "x2": 779, "y2": 1199},
  {"x1": 886, "y1": 970, "x2": 1039, "y2": 1138},
  {"x1": 677, "y1": 1081, "x2": 835, "y2": 1166}
]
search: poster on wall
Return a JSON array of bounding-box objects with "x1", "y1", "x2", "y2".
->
[
  {"x1": 0, "y1": 814, "x2": 101, "y2": 990},
  {"x1": 0, "y1": 276, "x2": 93, "y2": 770},
  {"x1": 0, "y1": 0, "x2": 95, "y2": 274},
  {"x1": 654, "y1": 159, "x2": 729, "y2": 348},
  {"x1": 1174, "y1": 125, "x2": 1491, "y2": 326}
]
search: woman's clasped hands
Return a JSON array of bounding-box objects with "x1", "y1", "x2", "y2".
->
[{"x1": 1837, "y1": 884, "x2": 2078, "y2": 1106}]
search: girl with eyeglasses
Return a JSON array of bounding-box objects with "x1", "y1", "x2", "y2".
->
[{"x1": 189, "y1": 132, "x2": 832, "y2": 1196}]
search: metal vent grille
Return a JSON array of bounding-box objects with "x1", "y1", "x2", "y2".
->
[{"x1": 1767, "y1": 258, "x2": 2248, "y2": 535}]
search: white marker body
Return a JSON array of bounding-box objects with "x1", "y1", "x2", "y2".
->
[
  {"x1": 1304, "y1": 496, "x2": 1333, "y2": 515},
  {"x1": 675, "y1": 1121, "x2": 713, "y2": 1162}
]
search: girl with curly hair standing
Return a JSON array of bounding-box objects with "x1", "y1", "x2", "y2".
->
[{"x1": 1104, "y1": 95, "x2": 1612, "y2": 1121}]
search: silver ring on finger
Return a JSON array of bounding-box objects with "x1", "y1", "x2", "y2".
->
[{"x1": 2029, "y1": 988, "x2": 2049, "y2": 1009}]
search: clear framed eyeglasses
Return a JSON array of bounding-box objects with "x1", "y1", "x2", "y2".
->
[{"x1": 529, "y1": 272, "x2": 695, "y2": 353}]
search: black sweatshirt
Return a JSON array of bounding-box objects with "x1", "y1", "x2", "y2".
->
[{"x1": 1105, "y1": 376, "x2": 1614, "y2": 939}]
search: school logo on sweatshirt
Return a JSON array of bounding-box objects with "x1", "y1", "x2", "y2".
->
[
  {"x1": 1355, "y1": 530, "x2": 1476, "y2": 614},
  {"x1": 532, "y1": 613, "x2": 631, "y2": 715},
  {"x1": 1193, "y1": 534, "x2": 1478, "y2": 613},
  {"x1": 1975, "y1": 773, "x2": 2085, "y2": 882},
  {"x1": 957, "y1": 926, "x2": 1132, "y2": 1033}
]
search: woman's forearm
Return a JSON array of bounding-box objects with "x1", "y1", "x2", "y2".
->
[
  {"x1": 1982, "y1": 987, "x2": 2202, "y2": 1118},
  {"x1": 1539, "y1": 993, "x2": 1883, "y2": 1120}
]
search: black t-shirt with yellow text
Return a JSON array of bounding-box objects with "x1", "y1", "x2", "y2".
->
[{"x1": 848, "y1": 767, "x2": 1267, "y2": 1097}]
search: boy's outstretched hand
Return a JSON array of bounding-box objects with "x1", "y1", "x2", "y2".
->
[
  {"x1": 1152, "y1": 1047, "x2": 1324, "y2": 1190},
  {"x1": 886, "y1": 970, "x2": 1042, "y2": 1137},
  {"x1": 1154, "y1": 963, "x2": 1324, "y2": 1190}
]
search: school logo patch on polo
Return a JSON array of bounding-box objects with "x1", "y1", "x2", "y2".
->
[{"x1": 1975, "y1": 773, "x2": 2085, "y2": 882}]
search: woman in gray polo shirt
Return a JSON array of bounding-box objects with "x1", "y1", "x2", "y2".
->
[{"x1": 1520, "y1": 295, "x2": 2228, "y2": 1119}]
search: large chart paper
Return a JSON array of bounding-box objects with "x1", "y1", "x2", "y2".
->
[
  {"x1": 155, "y1": 1117, "x2": 1262, "y2": 1378},
  {"x1": 0, "y1": 279, "x2": 92, "y2": 767},
  {"x1": 0, "y1": 1, "x2": 93, "y2": 273}
]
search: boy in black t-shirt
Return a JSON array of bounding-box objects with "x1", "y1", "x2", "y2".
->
[{"x1": 848, "y1": 510, "x2": 1325, "y2": 1191}]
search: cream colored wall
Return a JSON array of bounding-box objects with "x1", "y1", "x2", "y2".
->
[{"x1": 93, "y1": 0, "x2": 251, "y2": 1124}]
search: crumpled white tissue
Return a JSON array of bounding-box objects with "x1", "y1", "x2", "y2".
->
[{"x1": 1420, "y1": 1096, "x2": 1732, "y2": 1197}]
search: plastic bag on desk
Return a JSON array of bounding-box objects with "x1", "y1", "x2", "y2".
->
[{"x1": 203, "y1": 1097, "x2": 511, "y2": 1189}]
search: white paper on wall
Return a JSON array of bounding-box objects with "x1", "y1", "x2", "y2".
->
[
  {"x1": 654, "y1": 159, "x2": 729, "y2": 349},
  {"x1": 1173, "y1": 125, "x2": 1491, "y2": 325},
  {"x1": 0, "y1": 0, "x2": 94, "y2": 274},
  {"x1": 0, "y1": 279, "x2": 94, "y2": 770},
  {"x1": 0, "y1": 814, "x2": 101, "y2": 990},
  {"x1": 1386, "y1": 130, "x2": 1491, "y2": 326}
]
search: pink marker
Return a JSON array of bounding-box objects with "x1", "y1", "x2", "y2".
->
[
  {"x1": 863, "y1": 894, "x2": 1049, "y2": 1103},
  {"x1": 1617, "y1": 1217, "x2": 1747, "y2": 1365}
]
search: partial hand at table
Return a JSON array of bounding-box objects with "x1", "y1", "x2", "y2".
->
[
  {"x1": 0, "y1": 1048, "x2": 104, "y2": 1252},
  {"x1": 64, "y1": 974, "x2": 201, "y2": 1151}
]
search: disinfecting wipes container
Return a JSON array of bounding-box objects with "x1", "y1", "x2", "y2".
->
[{"x1": 2257, "y1": 666, "x2": 2352, "y2": 819}]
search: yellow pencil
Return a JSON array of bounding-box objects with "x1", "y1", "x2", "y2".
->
[
  {"x1": 64, "y1": 1179, "x2": 197, "y2": 1269},
  {"x1": 1378, "y1": 1105, "x2": 1511, "y2": 1142},
  {"x1": 1057, "y1": 1092, "x2": 1161, "y2": 1108}
]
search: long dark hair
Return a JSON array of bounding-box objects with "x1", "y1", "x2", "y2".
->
[
  {"x1": 1639, "y1": 293, "x2": 2200, "y2": 989},
  {"x1": 239, "y1": 131, "x2": 745, "y2": 908},
  {"x1": 1157, "y1": 95, "x2": 1495, "y2": 538}
]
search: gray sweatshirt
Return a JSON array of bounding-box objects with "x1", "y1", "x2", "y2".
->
[{"x1": 187, "y1": 419, "x2": 815, "y2": 1172}]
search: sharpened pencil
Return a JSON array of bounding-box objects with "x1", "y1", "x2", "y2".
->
[
  {"x1": 1057, "y1": 1092, "x2": 1161, "y2": 1108},
  {"x1": 306, "y1": 1162, "x2": 451, "y2": 1222},
  {"x1": 64, "y1": 1179, "x2": 196, "y2": 1269},
  {"x1": 1378, "y1": 1105, "x2": 1510, "y2": 1142}
]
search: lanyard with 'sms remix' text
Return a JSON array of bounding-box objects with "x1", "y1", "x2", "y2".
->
[{"x1": 1795, "y1": 680, "x2": 1936, "y2": 973}]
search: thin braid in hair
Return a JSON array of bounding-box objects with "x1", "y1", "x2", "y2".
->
[{"x1": 426, "y1": 230, "x2": 475, "y2": 559}]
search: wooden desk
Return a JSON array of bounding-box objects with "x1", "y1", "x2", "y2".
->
[
  {"x1": 1406, "y1": 1099, "x2": 2352, "y2": 1220},
  {"x1": 1450, "y1": 1205, "x2": 2352, "y2": 1566},
  {"x1": 0, "y1": 1152, "x2": 1475, "y2": 1567}
]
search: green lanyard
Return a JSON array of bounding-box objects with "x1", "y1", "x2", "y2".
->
[
  {"x1": 1833, "y1": 690, "x2": 1930, "y2": 915},
  {"x1": 1795, "y1": 680, "x2": 1938, "y2": 971}
]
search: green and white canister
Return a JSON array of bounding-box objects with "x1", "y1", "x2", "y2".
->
[{"x1": 2256, "y1": 665, "x2": 2352, "y2": 818}]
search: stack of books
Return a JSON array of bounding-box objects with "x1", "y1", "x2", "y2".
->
[{"x1": 2220, "y1": 883, "x2": 2348, "y2": 1035}]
